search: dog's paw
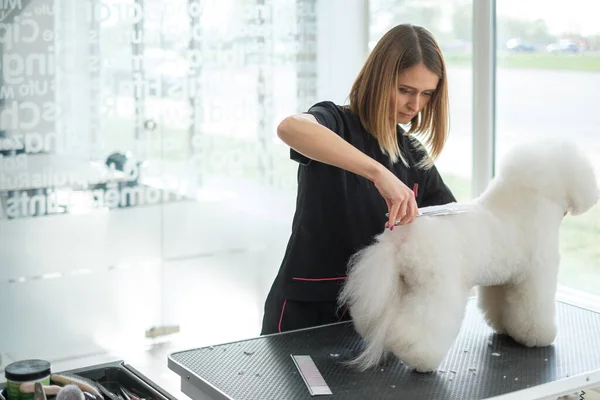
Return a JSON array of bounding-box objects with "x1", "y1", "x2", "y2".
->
[
  {"x1": 514, "y1": 337, "x2": 555, "y2": 348},
  {"x1": 509, "y1": 327, "x2": 557, "y2": 347},
  {"x1": 414, "y1": 366, "x2": 436, "y2": 373},
  {"x1": 393, "y1": 347, "x2": 445, "y2": 373},
  {"x1": 482, "y1": 317, "x2": 507, "y2": 335},
  {"x1": 490, "y1": 324, "x2": 507, "y2": 335},
  {"x1": 492, "y1": 327, "x2": 507, "y2": 335}
]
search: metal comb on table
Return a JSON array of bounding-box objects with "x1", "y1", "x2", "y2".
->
[{"x1": 386, "y1": 202, "x2": 473, "y2": 225}]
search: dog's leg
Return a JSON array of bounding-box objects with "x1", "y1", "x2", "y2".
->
[
  {"x1": 501, "y1": 274, "x2": 558, "y2": 347},
  {"x1": 385, "y1": 284, "x2": 471, "y2": 372},
  {"x1": 477, "y1": 285, "x2": 508, "y2": 334}
]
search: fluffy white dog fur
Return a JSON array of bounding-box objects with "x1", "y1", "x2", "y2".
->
[{"x1": 339, "y1": 140, "x2": 599, "y2": 373}]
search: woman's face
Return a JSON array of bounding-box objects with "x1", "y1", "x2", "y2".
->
[{"x1": 390, "y1": 62, "x2": 439, "y2": 125}]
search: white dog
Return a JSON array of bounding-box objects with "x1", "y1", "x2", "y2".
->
[{"x1": 339, "y1": 140, "x2": 599, "y2": 372}]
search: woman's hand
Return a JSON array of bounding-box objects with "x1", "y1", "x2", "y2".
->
[
  {"x1": 373, "y1": 167, "x2": 419, "y2": 229},
  {"x1": 277, "y1": 114, "x2": 419, "y2": 229}
]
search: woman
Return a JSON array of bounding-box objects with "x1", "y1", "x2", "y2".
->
[{"x1": 261, "y1": 23, "x2": 456, "y2": 335}]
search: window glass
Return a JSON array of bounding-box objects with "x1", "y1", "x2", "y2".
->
[{"x1": 496, "y1": 0, "x2": 600, "y2": 295}]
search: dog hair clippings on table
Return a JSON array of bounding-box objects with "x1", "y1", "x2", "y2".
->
[{"x1": 339, "y1": 139, "x2": 600, "y2": 373}]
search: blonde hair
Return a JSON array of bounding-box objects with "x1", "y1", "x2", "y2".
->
[{"x1": 348, "y1": 24, "x2": 449, "y2": 168}]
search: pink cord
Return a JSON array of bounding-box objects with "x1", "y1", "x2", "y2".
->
[
  {"x1": 292, "y1": 277, "x2": 347, "y2": 282},
  {"x1": 278, "y1": 299, "x2": 287, "y2": 333}
]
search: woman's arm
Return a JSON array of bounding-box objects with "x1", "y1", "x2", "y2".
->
[
  {"x1": 278, "y1": 114, "x2": 419, "y2": 227},
  {"x1": 278, "y1": 114, "x2": 384, "y2": 182}
]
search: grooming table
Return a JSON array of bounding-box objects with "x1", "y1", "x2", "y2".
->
[{"x1": 168, "y1": 299, "x2": 600, "y2": 399}]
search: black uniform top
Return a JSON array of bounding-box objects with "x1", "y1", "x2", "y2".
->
[{"x1": 273, "y1": 101, "x2": 456, "y2": 303}]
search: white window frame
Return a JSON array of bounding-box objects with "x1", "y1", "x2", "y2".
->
[{"x1": 472, "y1": 0, "x2": 496, "y2": 198}]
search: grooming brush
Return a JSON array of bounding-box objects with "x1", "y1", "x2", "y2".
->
[
  {"x1": 20, "y1": 382, "x2": 62, "y2": 396},
  {"x1": 34, "y1": 382, "x2": 47, "y2": 400},
  {"x1": 56, "y1": 385, "x2": 85, "y2": 400},
  {"x1": 56, "y1": 385, "x2": 99, "y2": 400},
  {"x1": 51, "y1": 374, "x2": 104, "y2": 400}
]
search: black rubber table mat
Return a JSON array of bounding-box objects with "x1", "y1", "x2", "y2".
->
[{"x1": 168, "y1": 300, "x2": 600, "y2": 399}]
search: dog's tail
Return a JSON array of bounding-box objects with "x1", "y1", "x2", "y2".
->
[{"x1": 338, "y1": 234, "x2": 403, "y2": 370}]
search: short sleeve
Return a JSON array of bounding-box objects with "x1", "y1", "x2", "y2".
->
[
  {"x1": 420, "y1": 164, "x2": 457, "y2": 206},
  {"x1": 404, "y1": 136, "x2": 456, "y2": 207},
  {"x1": 290, "y1": 101, "x2": 345, "y2": 166}
]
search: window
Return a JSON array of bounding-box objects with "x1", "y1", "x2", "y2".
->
[
  {"x1": 496, "y1": 0, "x2": 600, "y2": 295},
  {"x1": 0, "y1": 0, "x2": 312, "y2": 364},
  {"x1": 369, "y1": 0, "x2": 474, "y2": 201}
]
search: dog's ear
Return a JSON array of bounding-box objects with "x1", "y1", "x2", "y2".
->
[
  {"x1": 567, "y1": 172, "x2": 599, "y2": 215},
  {"x1": 565, "y1": 147, "x2": 599, "y2": 216},
  {"x1": 498, "y1": 139, "x2": 599, "y2": 215}
]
